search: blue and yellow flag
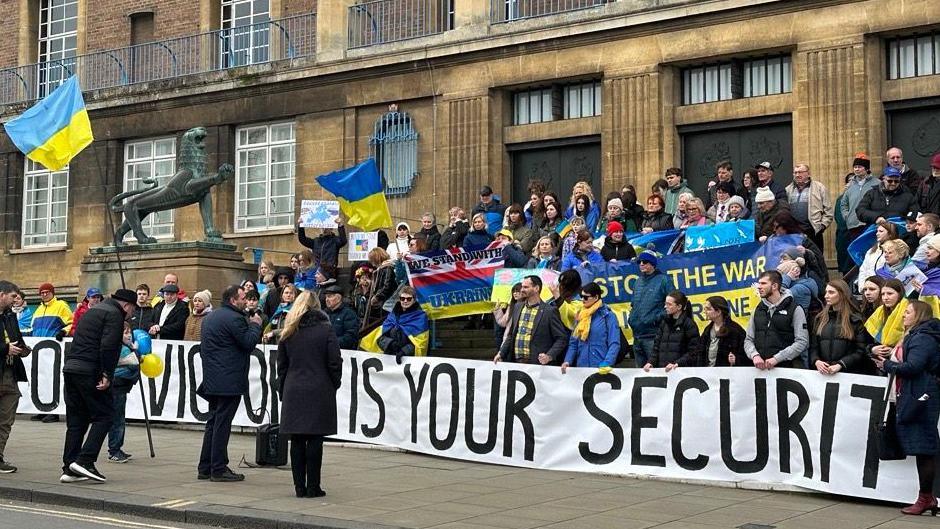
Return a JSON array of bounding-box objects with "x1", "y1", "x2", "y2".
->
[
  {"x1": 315, "y1": 158, "x2": 392, "y2": 231},
  {"x1": 4, "y1": 76, "x2": 93, "y2": 171},
  {"x1": 865, "y1": 299, "x2": 909, "y2": 347},
  {"x1": 358, "y1": 310, "x2": 429, "y2": 356}
]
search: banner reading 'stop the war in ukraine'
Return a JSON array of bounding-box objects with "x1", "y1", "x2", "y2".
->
[{"x1": 578, "y1": 234, "x2": 802, "y2": 331}]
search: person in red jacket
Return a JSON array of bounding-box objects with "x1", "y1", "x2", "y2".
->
[{"x1": 70, "y1": 288, "x2": 103, "y2": 337}]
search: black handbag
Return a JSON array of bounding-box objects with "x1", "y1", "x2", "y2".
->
[
  {"x1": 874, "y1": 375, "x2": 905, "y2": 461},
  {"x1": 256, "y1": 422, "x2": 289, "y2": 466}
]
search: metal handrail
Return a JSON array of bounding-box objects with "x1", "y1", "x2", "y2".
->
[
  {"x1": 0, "y1": 12, "x2": 316, "y2": 107},
  {"x1": 348, "y1": 0, "x2": 454, "y2": 49}
]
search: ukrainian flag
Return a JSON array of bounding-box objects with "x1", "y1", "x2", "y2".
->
[
  {"x1": 315, "y1": 158, "x2": 392, "y2": 231},
  {"x1": 865, "y1": 299, "x2": 909, "y2": 347},
  {"x1": 4, "y1": 76, "x2": 93, "y2": 171},
  {"x1": 359, "y1": 309, "x2": 429, "y2": 357}
]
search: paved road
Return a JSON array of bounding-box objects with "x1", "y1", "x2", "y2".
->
[{"x1": 0, "y1": 501, "x2": 217, "y2": 529}]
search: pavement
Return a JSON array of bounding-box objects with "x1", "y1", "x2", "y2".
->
[{"x1": 0, "y1": 420, "x2": 932, "y2": 529}]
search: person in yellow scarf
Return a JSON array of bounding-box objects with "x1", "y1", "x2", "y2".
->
[
  {"x1": 561, "y1": 283, "x2": 620, "y2": 375},
  {"x1": 866, "y1": 279, "x2": 908, "y2": 354}
]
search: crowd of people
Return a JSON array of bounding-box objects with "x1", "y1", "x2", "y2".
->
[{"x1": 0, "y1": 147, "x2": 938, "y2": 512}]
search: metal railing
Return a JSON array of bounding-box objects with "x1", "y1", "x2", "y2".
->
[
  {"x1": 348, "y1": 0, "x2": 455, "y2": 49},
  {"x1": 490, "y1": 0, "x2": 611, "y2": 23},
  {"x1": 0, "y1": 13, "x2": 316, "y2": 106}
]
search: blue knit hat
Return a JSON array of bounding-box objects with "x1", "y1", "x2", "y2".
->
[{"x1": 638, "y1": 250, "x2": 658, "y2": 267}]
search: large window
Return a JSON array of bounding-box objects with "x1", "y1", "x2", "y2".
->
[
  {"x1": 38, "y1": 0, "x2": 79, "y2": 97},
  {"x1": 512, "y1": 80, "x2": 602, "y2": 125},
  {"x1": 887, "y1": 32, "x2": 940, "y2": 80},
  {"x1": 22, "y1": 160, "x2": 68, "y2": 247},
  {"x1": 370, "y1": 109, "x2": 419, "y2": 196},
  {"x1": 123, "y1": 138, "x2": 176, "y2": 240},
  {"x1": 221, "y1": 0, "x2": 271, "y2": 67},
  {"x1": 681, "y1": 53, "x2": 792, "y2": 105},
  {"x1": 235, "y1": 122, "x2": 295, "y2": 231}
]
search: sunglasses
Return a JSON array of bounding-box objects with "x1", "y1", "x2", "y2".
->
[{"x1": 399, "y1": 296, "x2": 414, "y2": 301}]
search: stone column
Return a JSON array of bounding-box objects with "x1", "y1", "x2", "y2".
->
[
  {"x1": 316, "y1": 0, "x2": 354, "y2": 63},
  {"x1": 603, "y1": 71, "x2": 664, "y2": 196},
  {"x1": 454, "y1": 0, "x2": 490, "y2": 27}
]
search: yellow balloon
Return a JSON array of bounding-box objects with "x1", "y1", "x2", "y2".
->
[{"x1": 140, "y1": 354, "x2": 164, "y2": 378}]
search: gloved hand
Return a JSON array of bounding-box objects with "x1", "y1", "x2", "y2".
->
[
  {"x1": 396, "y1": 353, "x2": 404, "y2": 365},
  {"x1": 55, "y1": 329, "x2": 67, "y2": 341}
]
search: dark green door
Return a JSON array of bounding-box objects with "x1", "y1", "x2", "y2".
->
[
  {"x1": 681, "y1": 118, "x2": 793, "y2": 199},
  {"x1": 510, "y1": 141, "x2": 601, "y2": 206},
  {"x1": 888, "y1": 104, "x2": 940, "y2": 174}
]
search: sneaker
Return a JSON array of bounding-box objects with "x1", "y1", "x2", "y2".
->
[
  {"x1": 0, "y1": 460, "x2": 16, "y2": 473},
  {"x1": 59, "y1": 469, "x2": 89, "y2": 483},
  {"x1": 41, "y1": 415, "x2": 59, "y2": 423},
  {"x1": 107, "y1": 452, "x2": 130, "y2": 464},
  {"x1": 69, "y1": 461, "x2": 106, "y2": 483},
  {"x1": 210, "y1": 468, "x2": 245, "y2": 482}
]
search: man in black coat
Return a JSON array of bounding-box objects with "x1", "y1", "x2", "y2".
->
[
  {"x1": 856, "y1": 166, "x2": 919, "y2": 225},
  {"x1": 129, "y1": 283, "x2": 154, "y2": 332},
  {"x1": 61, "y1": 288, "x2": 137, "y2": 483},
  {"x1": 149, "y1": 284, "x2": 188, "y2": 340},
  {"x1": 322, "y1": 286, "x2": 360, "y2": 349},
  {"x1": 297, "y1": 217, "x2": 347, "y2": 270},
  {"x1": 494, "y1": 275, "x2": 567, "y2": 365},
  {"x1": 197, "y1": 285, "x2": 263, "y2": 482},
  {"x1": 0, "y1": 280, "x2": 30, "y2": 473}
]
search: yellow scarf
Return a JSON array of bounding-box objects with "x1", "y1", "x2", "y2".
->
[
  {"x1": 573, "y1": 301, "x2": 602, "y2": 342},
  {"x1": 864, "y1": 299, "x2": 909, "y2": 347}
]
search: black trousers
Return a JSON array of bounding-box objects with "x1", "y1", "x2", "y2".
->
[
  {"x1": 62, "y1": 373, "x2": 114, "y2": 472},
  {"x1": 290, "y1": 434, "x2": 324, "y2": 492},
  {"x1": 197, "y1": 395, "x2": 241, "y2": 476}
]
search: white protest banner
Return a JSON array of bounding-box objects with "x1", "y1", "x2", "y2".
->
[
  {"x1": 19, "y1": 338, "x2": 920, "y2": 503},
  {"x1": 348, "y1": 231, "x2": 378, "y2": 261},
  {"x1": 299, "y1": 199, "x2": 340, "y2": 228}
]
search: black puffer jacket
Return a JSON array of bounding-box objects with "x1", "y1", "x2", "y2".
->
[
  {"x1": 64, "y1": 299, "x2": 126, "y2": 380},
  {"x1": 810, "y1": 309, "x2": 874, "y2": 374},
  {"x1": 856, "y1": 185, "x2": 918, "y2": 225},
  {"x1": 600, "y1": 238, "x2": 637, "y2": 262},
  {"x1": 641, "y1": 211, "x2": 673, "y2": 232},
  {"x1": 418, "y1": 226, "x2": 442, "y2": 251},
  {"x1": 650, "y1": 312, "x2": 701, "y2": 368},
  {"x1": 696, "y1": 320, "x2": 750, "y2": 367},
  {"x1": 440, "y1": 220, "x2": 469, "y2": 249}
]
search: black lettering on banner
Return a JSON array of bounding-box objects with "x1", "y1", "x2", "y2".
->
[
  {"x1": 30, "y1": 339, "x2": 61, "y2": 412},
  {"x1": 429, "y1": 364, "x2": 459, "y2": 450},
  {"x1": 719, "y1": 378, "x2": 768, "y2": 473},
  {"x1": 361, "y1": 357, "x2": 385, "y2": 438},
  {"x1": 503, "y1": 370, "x2": 535, "y2": 461},
  {"x1": 348, "y1": 357, "x2": 359, "y2": 435},
  {"x1": 579, "y1": 373, "x2": 624, "y2": 465},
  {"x1": 672, "y1": 377, "x2": 709, "y2": 471},
  {"x1": 850, "y1": 383, "x2": 884, "y2": 489},
  {"x1": 818, "y1": 382, "x2": 839, "y2": 483},
  {"x1": 148, "y1": 344, "x2": 175, "y2": 416},
  {"x1": 187, "y1": 346, "x2": 209, "y2": 421},
  {"x1": 176, "y1": 344, "x2": 190, "y2": 419},
  {"x1": 631, "y1": 376, "x2": 667, "y2": 467},
  {"x1": 241, "y1": 348, "x2": 267, "y2": 424},
  {"x1": 404, "y1": 363, "x2": 430, "y2": 443},
  {"x1": 464, "y1": 368, "x2": 500, "y2": 455},
  {"x1": 776, "y1": 379, "x2": 813, "y2": 479},
  {"x1": 267, "y1": 348, "x2": 280, "y2": 424}
]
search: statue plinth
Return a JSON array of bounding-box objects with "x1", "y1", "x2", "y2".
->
[{"x1": 81, "y1": 241, "x2": 255, "y2": 301}]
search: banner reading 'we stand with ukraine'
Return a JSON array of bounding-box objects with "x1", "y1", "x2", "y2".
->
[{"x1": 405, "y1": 242, "x2": 505, "y2": 319}]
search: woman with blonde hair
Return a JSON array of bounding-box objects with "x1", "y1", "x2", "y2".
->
[
  {"x1": 527, "y1": 236, "x2": 559, "y2": 270},
  {"x1": 679, "y1": 197, "x2": 712, "y2": 228},
  {"x1": 857, "y1": 219, "x2": 899, "y2": 293},
  {"x1": 873, "y1": 300, "x2": 940, "y2": 516},
  {"x1": 363, "y1": 247, "x2": 398, "y2": 328},
  {"x1": 277, "y1": 291, "x2": 342, "y2": 498},
  {"x1": 877, "y1": 239, "x2": 922, "y2": 295}
]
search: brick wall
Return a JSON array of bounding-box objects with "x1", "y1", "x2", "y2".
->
[
  {"x1": 83, "y1": 1, "x2": 202, "y2": 53},
  {"x1": 0, "y1": 2, "x2": 21, "y2": 69},
  {"x1": 280, "y1": 0, "x2": 316, "y2": 18}
]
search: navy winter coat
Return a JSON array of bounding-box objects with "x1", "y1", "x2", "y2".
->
[
  {"x1": 883, "y1": 318, "x2": 940, "y2": 456},
  {"x1": 197, "y1": 303, "x2": 263, "y2": 397},
  {"x1": 628, "y1": 269, "x2": 673, "y2": 339},
  {"x1": 325, "y1": 303, "x2": 360, "y2": 349}
]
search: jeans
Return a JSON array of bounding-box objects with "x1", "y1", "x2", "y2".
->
[
  {"x1": 62, "y1": 373, "x2": 114, "y2": 472},
  {"x1": 633, "y1": 337, "x2": 655, "y2": 368},
  {"x1": 107, "y1": 382, "x2": 134, "y2": 456},
  {"x1": 197, "y1": 395, "x2": 241, "y2": 476}
]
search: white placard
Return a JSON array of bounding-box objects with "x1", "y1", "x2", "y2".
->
[
  {"x1": 18, "y1": 338, "x2": 921, "y2": 503},
  {"x1": 348, "y1": 231, "x2": 378, "y2": 261},
  {"x1": 299, "y1": 200, "x2": 340, "y2": 228}
]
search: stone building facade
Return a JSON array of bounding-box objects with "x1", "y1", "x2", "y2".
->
[{"x1": 0, "y1": 0, "x2": 938, "y2": 298}]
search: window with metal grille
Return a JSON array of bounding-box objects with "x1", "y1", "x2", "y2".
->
[
  {"x1": 743, "y1": 55, "x2": 791, "y2": 97},
  {"x1": 370, "y1": 110, "x2": 419, "y2": 196},
  {"x1": 38, "y1": 0, "x2": 78, "y2": 98},
  {"x1": 563, "y1": 80, "x2": 602, "y2": 119},
  {"x1": 22, "y1": 160, "x2": 68, "y2": 247},
  {"x1": 886, "y1": 32, "x2": 940, "y2": 79},
  {"x1": 221, "y1": 0, "x2": 271, "y2": 68},
  {"x1": 235, "y1": 122, "x2": 295, "y2": 231},
  {"x1": 123, "y1": 138, "x2": 176, "y2": 240}
]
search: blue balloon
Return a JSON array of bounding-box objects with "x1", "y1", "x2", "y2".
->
[{"x1": 133, "y1": 330, "x2": 152, "y2": 355}]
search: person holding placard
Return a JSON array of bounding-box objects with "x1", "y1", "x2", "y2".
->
[{"x1": 297, "y1": 213, "x2": 346, "y2": 270}]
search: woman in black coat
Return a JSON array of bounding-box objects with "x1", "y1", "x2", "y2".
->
[
  {"x1": 811, "y1": 280, "x2": 874, "y2": 375},
  {"x1": 640, "y1": 194, "x2": 673, "y2": 233},
  {"x1": 697, "y1": 296, "x2": 749, "y2": 367},
  {"x1": 276, "y1": 291, "x2": 342, "y2": 499},
  {"x1": 644, "y1": 291, "x2": 701, "y2": 371},
  {"x1": 874, "y1": 300, "x2": 940, "y2": 516}
]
